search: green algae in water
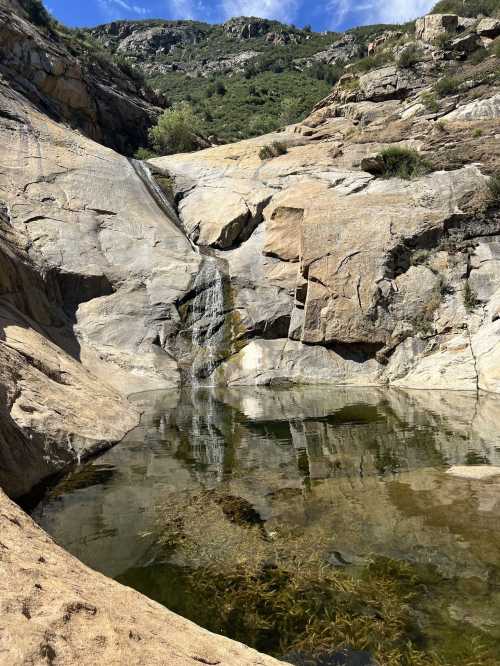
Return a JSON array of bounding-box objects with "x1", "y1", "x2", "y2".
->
[
  {"x1": 125, "y1": 487, "x2": 500, "y2": 666},
  {"x1": 32, "y1": 387, "x2": 500, "y2": 666}
]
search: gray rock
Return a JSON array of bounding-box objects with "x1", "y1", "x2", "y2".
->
[
  {"x1": 442, "y1": 94, "x2": 500, "y2": 121},
  {"x1": 415, "y1": 14, "x2": 458, "y2": 43},
  {"x1": 476, "y1": 17, "x2": 500, "y2": 38}
]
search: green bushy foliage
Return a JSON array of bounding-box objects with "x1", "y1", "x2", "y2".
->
[
  {"x1": 354, "y1": 50, "x2": 392, "y2": 73},
  {"x1": 279, "y1": 97, "x2": 303, "y2": 124},
  {"x1": 488, "y1": 173, "x2": 500, "y2": 201},
  {"x1": 463, "y1": 280, "x2": 478, "y2": 312},
  {"x1": 434, "y1": 76, "x2": 459, "y2": 97},
  {"x1": 421, "y1": 91, "x2": 440, "y2": 112},
  {"x1": 149, "y1": 102, "x2": 202, "y2": 155},
  {"x1": 134, "y1": 147, "x2": 157, "y2": 160},
  {"x1": 259, "y1": 141, "x2": 288, "y2": 160},
  {"x1": 431, "y1": 0, "x2": 500, "y2": 17},
  {"x1": 376, "y1": 147, "x2": 432, "y2": 179}
]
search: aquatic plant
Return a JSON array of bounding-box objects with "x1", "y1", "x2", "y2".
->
[{"x1": 150, "y1": 489, "x2": 500, "y2": 666}]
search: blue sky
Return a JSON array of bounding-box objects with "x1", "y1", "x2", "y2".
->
[{"x1": 45, "y1": 0, "x2": 436, "y2": 31}]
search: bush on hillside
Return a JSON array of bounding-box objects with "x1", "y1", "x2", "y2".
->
[
  {"x1": 113, "y1": 54, "x2": 145, "y2": 85},
  {"x1": 149, "y1": 102, "x2": 202, "y2": 155},
  {"x1": 434, "y1": 76, "x2": 459, "y2": 97},
  {"x1": 431, "y1": 0, "x2": 499, "y2": 17},
  {"x1": 280, "y1": 97, "x2": 303, "y2": 125},
  {"x1": 421, "y1": 91, "x2": 440, "y2": 112},
  {"x1": 463, "y1": 280, "x2": 478, "y2": 312},
  {"x1": 374, "y1": 147, "x2": 431, "y2": 179},
  {"x1": 488, "y1": 173, "x2": 500, "y2": 202},
  {"x1": 398, "y1": 45, "x2": 424, "y2": 69},
  {"x1": 259, "y1": 141, "x2": 288, "y2": 160}
]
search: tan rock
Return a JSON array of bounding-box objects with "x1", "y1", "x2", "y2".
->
[
  {"x1": 415, "y1": 14, "x2": 458, "y2": 42},
  {"x1": 0, "y1": 306, "x2": 139, "y2": 498},
  {"x1": 477, "y1": 17, "x2": 500, "y2": 38},
  {"x1": 0, "y1": 490, "x2": 287, "y2": 666}
]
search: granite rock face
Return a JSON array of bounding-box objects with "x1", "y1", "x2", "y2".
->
[
  {"x1": 150, "y1": 27, "x2": 500, "y2": 393},
  {"x1": 0, "y1": 489, "x2": 287, "y2": 666},
  {"x1": 0, "y1": 0, "x2": 164, "y2": 154},
  {"x1": 415, "y1": 14, "x2": 458, "y2": 42}
]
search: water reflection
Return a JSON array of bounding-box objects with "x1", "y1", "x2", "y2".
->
[{"x1": 32, "y1": 387, "x2": 500, "y2": 662}]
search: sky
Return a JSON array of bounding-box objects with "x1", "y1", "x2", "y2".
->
[{"x1": 45, "y1": 0, "x2": 436, "y2": 32}]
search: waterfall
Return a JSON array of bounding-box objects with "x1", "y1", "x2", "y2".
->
[
  {"x1": 190, "y1": 257, "x2": 226, "y2": 383},
  {"x1": 130, "y1": 159, "x2": 228, "y2": 383},
  {"x1": 129, "y1": 158, "x2": 198, "y2": 252}
]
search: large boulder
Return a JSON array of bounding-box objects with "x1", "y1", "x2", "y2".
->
[
  {"x1": 476, "y1": 17, "x2": 500, "y2": 38},
  {"x1": 442, "y1": 94, "x2": 500, "y2": 121},
  {"x1": 415, "y1": 14, "x2": 458, "y2": 43}
]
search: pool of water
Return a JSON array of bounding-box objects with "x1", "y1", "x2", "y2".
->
[{"x1": 32, "y1": 387, "x2": 500, "y2": 665}]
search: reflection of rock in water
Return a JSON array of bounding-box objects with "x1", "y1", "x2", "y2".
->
[
  {"x1": 190, "y1": 258, "x2": 226, "y2": 382},
  {"x1": 32, "y1": 386, "x2": 500, "y2": 658}
]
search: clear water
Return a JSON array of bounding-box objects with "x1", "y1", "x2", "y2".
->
[{"x1": 32, "y1": 387, "x2": 500, "y2": 665}]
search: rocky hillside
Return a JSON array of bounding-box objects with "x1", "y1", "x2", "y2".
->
[
  {"x1": 0, "y1": 0, "x2": 166, "y2": 153},
  {"x1": 88, "y1": 6, "x2": 500, "y2": 144},
  {"x1": 0, "y1": 0, "x2": 499, "y2": 662},
  {"x1": 88, "y1": 16, "x2": 397, "y2": 142},
  {"x1": 149, "y1": 9, "x2": 500, "y2": 391}
]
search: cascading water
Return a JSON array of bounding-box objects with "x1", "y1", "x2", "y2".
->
[
  {"x1": 129, "y1": 158, "x2": 198, "y2": 251},
  {"x1": 130, "y1": 158, "x2": 228, "y2": 383},
  {"x1": 190, "y1": 257, "x2": 226, "y2": 383}
]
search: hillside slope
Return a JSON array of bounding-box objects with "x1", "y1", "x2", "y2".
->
[{"x1": 89, "y1": 16, "x2": 405, "y2": 142}]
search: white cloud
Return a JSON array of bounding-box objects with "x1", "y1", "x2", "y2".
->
[
  {"x1": 327, "y1": 0, "x2": 435, "y2": 28},
  {"x1": 98, "y1": 0, "x2": 150, "y2": 18},
  {"x1": 220, "y1": 0, "x2": 299, "y2": 24},
  {"x1": 166, "y1": 0, "x2": 216, "y2": 20}
]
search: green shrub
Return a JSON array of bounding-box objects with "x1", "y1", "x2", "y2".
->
[
  {"x1": 134, "y1": 147, "x2": 157, "y2": 160},
  {"x1": 473, "y1": 128, "x2": 483, "y2": 138},
  {"x1": 149, "y1": 102, "x2": 202, "y2": 156},
  {"x1": 469, "y1": 47, "x2": 489, "y2": 65},
  {"x1": 421, "y1": 91, "x2": 440, "y2": 113},
  {"x1": 375, "y1": 147, "x2": 432, "y2": 180},
  {"x1": 113, "y1": 54, "x2": 145, "y2": 85},
  {"x1": 463, "y1": 280, "x2": 478, "y2": 312},
  {"x1": 354, "y1": 51, "x2": 391, "y2": 73},
  {"x1": 259, "y1": 141, "x2": 288, "y2": 160},
  {"x1": 431, "y1": 0, "x2": 499, "y2": 16},
  {"x1": 215, "y1": 80, "x2": 226, "y2": 96},
  {"x1": 433, "y1": 33, "x2": 453, "y2": 50},
  {"x1": 398, "y1": 45, "x2": 423, "y2": 69},
  {"x1": 488, "y1": 173, "x2": 500, "y2": 201},
  {"x1": 21, "y1": 0, "x2": 51, "y2": 26},
  {"x1": 435, "y1": 76, "x2": 460, "y2": 97},
  {"x1": 279, "y1": 97, "x2": 302, "y2": 125},
  {"x1": 411, "y1": 249, "x2": 430, "y2": 266},
  {"x1": 248, "y1": 114, "x2": 280, "y2": 136}
]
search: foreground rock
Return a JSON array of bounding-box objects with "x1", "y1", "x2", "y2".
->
[{"x1": 0, "y1": 490, "x2": 287, "y2": 666}]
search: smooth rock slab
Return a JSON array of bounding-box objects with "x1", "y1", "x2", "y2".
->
[
  {"x1": 442, "y1": 94, "x2": 500, "y2": 121},
  {"x1": 446, "y1": 465, "x2": 500, "y2": 480}
]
